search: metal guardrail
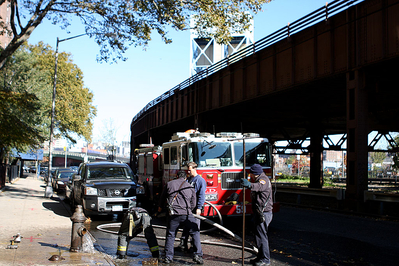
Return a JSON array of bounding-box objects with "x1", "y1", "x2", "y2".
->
[
  {"x1": 368, "y1": 178, "x2": 398, "y2": 184},
  {"x1": 133, "y1": 0, "x2": 364, "y2": 123},
  {"x1": 276, "y1": 185, "x2": 345, "y2": 200},
  {"x1": 276, "y1": 185, "x2": 399, "y2": 203},
  {"x1": 364, "y1": 191, "x2": 399, "y2": 203}
]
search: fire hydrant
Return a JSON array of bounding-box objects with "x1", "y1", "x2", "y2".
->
[{"x1": 70, "y1": 205, "x2": 87, "y2": 252}]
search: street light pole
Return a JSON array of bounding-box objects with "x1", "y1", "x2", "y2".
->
[{"x1": 45, "y1": 33, "x2": 88, "y2": 198}]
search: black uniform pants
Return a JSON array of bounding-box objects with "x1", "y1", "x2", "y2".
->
[
  {"x1": 254, "y1": 211, "x2": 273, "y2": 263},
  {"x1": 165, "y1": 214, "x2": 202, "y2": 260}
]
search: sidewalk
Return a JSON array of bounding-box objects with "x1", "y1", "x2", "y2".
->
[{"x1": 0, "y1": 173, "x2": 115, "y2": 266}]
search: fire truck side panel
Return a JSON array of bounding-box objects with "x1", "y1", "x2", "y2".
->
[
  {"x1": 203, "y1": 202, "x2": 254, "y2": 217},
  {"x1": 138, "y1": 154, "x2": 145, "y2": 176},
  {"x1": 135, "y1": 131, "x2": 276, "y2": 216},
  {"x1": 162, "y1": 145, "x2": 181, "y2": 185},
  {"x1": 146, "y1": 153, "x2": 154, "y2": 175},
  {"x1": 136, "y1": 148, "x2": 163, "y2": 203}
]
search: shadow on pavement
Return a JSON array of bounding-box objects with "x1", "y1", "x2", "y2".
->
[
  {"x1": 42, "y1": 199, "x2": 72, "y2": 218},
  {"x1": 2, "y1": 186, "x2": 44, "y2": 199},
  {"x1": 38, "y1": 242, "x2": 69, "y2": 251}
]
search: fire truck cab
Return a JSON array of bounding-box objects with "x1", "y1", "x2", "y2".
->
[{"x1": 135, "y1": 130, "x2": 273, "y2": 216}]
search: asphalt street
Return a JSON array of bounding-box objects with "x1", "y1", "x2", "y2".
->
[
  {"x1": 89, "y1": 203, "x2": 399, "y2": 266},
  {"x1": 2, "y1": 173, "x2": 398, "y2": 266}
]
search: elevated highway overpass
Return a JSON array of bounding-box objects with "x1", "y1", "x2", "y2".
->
[
  {"x1": 42, "y1": 151, "x2": 129, "y2": 166},
  {"x1": 130, "y1": 0, "x2": 399, "y2": 212}
]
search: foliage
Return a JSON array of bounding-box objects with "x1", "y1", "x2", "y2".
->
[
  {"x1": 98, "y1": 118, "x2": 118, "y2": 154},
  {"x1": 277, "y1": 174, "x2": 308, "y2": 181},
  {"x1": 0, "y1": 0, "x2": 272, "y2": 69},
  {"x1": 97, "y1": 118, "x2": 120, "y2": 160},
  {"x1": 286, "y1": 155, "x2": 296, "y2": 165},
  {"x1": 370, "y1": 152, "x2": 386, "y2": 164},
  {"x1": 28, "y1": 42, "x2": 97, "y2": 143},
  {"x1": 391, "y1": 135, "x2": 399, "y2": 171},
  {"x1": 0, "y1": 44, "x2": 48, "y2": 161},
  {"x1": 0, "y1": 42, "x2": 96, "y2": 162}
]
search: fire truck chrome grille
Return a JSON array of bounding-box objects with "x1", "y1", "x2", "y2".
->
[{"x1": 221, "y1": 172, "x2": 243, "y2": 190}]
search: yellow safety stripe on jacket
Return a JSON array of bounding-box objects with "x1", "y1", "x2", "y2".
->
[
  {"x1": 150, "y1": 246, "x2": 159, "y2": 252},
  {"x1": 117, "y1": 246, "x2": 127, "y2": 251},
  {"x1": 129, "y1": 214, "x2": 135, "y2": 237}
]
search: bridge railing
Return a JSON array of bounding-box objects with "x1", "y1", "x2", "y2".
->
[{"x1": 133, "y1": 0, "x2": 364, "y2": 122}]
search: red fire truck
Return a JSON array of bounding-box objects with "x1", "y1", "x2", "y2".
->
[{"x1": 134, "y1": 130, "x2": 275, "y2": 217}]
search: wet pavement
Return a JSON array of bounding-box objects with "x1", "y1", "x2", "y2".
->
[
  {"x1": 0, "y1": 173, "x2": 114, "y2": 266},
  {"x1": 1, "y1": 173, "x2": 398, "y2": 266},
  {"x1": 90, "y1": 201, "x2": 399, "y2": 266}
]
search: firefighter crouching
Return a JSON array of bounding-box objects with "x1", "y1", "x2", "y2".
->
[{"x1": 117, "y1": 207, "x2": 159, "y2": 259}]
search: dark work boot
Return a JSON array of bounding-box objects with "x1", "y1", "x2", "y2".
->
[{"x1": 193, "y1": 254, "x2": 204, "y2": 264}]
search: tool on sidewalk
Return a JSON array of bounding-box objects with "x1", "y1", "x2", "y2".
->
[
  {"x1": 13, "y1": 233, "x2": 22, "y2": 243},
  {"x1": 6, "y1": 233, "x2": 22, "y2": 249},
  {"x1": 6, "y1": 240, "x2": 18, "y2": 249}
]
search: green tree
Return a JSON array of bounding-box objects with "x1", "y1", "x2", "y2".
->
[
  {"x1": 0, "y1": 44, "x2": 48, "y2": 162},
  {"x1": 29, "y1": 42, "x2": 97, "y2": 143},
  {"x1": 370, "y1": 152, "x2": 386, "y2": 165},
  {"x1": 98, "y1": 118, "x2": 118, "y2": 159},
  {"x1": 0, "y1": 42, "x2": 96, "y2": 162},
  {"x1": 286, "y1": 155, "x2": 296, "y2": 165},
  {"x1": 391, "y1": 135, "x2": 399, "y2": 171},
  {"x1": 0, "y1": 0, "x2": 272, "y2": 69},
  {"x1": 370, "y1": 152, "x2": 386, "y2": 174}
]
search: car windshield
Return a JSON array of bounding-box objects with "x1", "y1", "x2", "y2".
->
[
  {"x1": 58, "y1": 171, "x2": 75, "y2": 179},
  {"x1": 87, "y1": 166, "x2": 133, "y2": 180}
]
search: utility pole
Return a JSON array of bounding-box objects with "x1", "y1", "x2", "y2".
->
[{"x1": 45, "y1": 34, "x2": 87, "y2": 198}]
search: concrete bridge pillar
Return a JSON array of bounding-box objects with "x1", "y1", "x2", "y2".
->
[{"x1": 346, "y1": 70, "x2": 369, "y2": 212}]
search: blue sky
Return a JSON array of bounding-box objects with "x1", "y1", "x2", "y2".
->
[{"x1": 28, "y1": 0, "x2": 331, "y2": 145}]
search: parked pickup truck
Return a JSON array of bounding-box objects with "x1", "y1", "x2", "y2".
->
[{"x1": 69, "y1": 161, "x2": 145, "y2": 216}]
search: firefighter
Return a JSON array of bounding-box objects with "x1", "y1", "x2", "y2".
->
[
  {"x1": 158, "y1": 170, "x2": 203, "y2": 264},
  {"x1": 241, "y1": 164, "x2": 273, "y2": 266},
  {"x1": 178, "y1": 162, "x2": 206, "y2": 252},
  {"x1": 117, "y1": 207, "x2": 159, "y2": 259}
]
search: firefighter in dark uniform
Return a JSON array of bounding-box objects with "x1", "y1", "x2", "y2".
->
[
  {"x1": 158, "y1": 170, "x2": 204, "y2": 264},
  {"x1": 241, "y1": 164, "x2": 273, "y2": 266},
  {"x1": 116, "y1": 207, "x2": 159, "y2": 259}
]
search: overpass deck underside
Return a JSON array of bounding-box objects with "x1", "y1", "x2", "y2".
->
[
  {"x1": 132, "y1": 0, "x2": 399, "y2": 145},
  {"x1": 131, "y1": 0, "x2": 399, "y2": 211}
]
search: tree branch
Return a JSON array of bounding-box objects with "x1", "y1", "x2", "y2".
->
[
  {"x1": 0, "y1": 0, "x2": 57, "y2": 70},
  {"x1": 9, "y1": 0, "x2": 17, "y2": 36},
  {"x1": 14, "y1": 0, "x2": 24, "y2": 31}
]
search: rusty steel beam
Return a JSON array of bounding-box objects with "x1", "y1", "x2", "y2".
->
[{"x1": 130, "y1": 0, "x2": 399, "y2": 211}]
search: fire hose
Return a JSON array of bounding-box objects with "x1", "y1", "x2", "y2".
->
[{"x1": 96, "y1": 201, "x2": 258, "y2": 254}]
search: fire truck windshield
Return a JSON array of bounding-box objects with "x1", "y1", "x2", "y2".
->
[
  {"x1": 233, "y1": 142, "x2": 270, "y2": 167},
  {"x1": 188, "y1": 142, "x2": 233, "y2": 167},
  {"x1": 188, "y1": 140, "x2": 270, "y2": 168}
]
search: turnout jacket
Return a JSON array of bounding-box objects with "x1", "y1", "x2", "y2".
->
[
  {"x1": 250, "y1": 172, "x2": 273, "y2": 213},
  {"x1": 159, "y1": 177, "x2": 196, "y2": 215},
  {"x1": 117, "y1": 207, "x2": 159, "y2": 258}
]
